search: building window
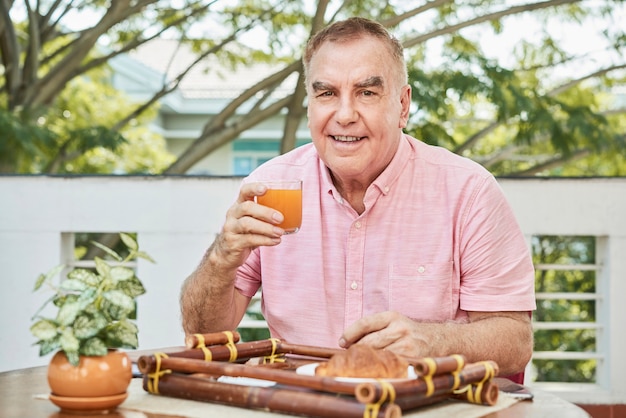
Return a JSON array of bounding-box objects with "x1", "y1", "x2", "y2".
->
[
  {"x1": 232, "y1": 139, "x2": 310, "y2": 175},
  {"x1": 233, "y1": 156, "x2": 273, "y2": 175},
  {"x1": 233, "y1": 157, "x2": 254, "y2": 176}
]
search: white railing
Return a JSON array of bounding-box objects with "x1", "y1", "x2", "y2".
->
[{"x1": 1, "y1": 175, "x2": 625, "y2": 405}]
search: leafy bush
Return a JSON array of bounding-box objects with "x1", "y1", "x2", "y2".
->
[{"x1": 30, "y1": 233, "x2": 154, "y2": 366}]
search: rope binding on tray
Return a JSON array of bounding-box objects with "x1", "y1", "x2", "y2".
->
[
  {"x1": 364, "y1": 380, "x2": 396, "y2": 418},
  {"x1": 146, "y1": 352, "x2": 172, "y2": 395}
]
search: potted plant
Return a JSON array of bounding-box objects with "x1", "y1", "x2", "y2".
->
[{"x1": 30, "y1": 232, "x2": 154, "y2": 411}]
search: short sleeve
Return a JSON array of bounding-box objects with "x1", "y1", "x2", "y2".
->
[
  {"x1": 458, "y1": 176, "x2": 536, "y2": 311},
  {"x1": 235, "y1": 248, "x2": 262, "y2": 298}
]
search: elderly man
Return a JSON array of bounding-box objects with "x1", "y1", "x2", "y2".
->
[{"x1": 180, "y1": 17, "x2": 536, "y2": 380}]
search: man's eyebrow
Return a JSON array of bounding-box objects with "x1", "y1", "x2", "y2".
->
[
  {"x1": 356, "y1": 76, "x2": 384, "y2": 89},
  {"x1": 311, "y1": 77, "x2": 384, "y2": 92},
  {"x1": 311, "y1": 81, "x2": 333, "y2": 91}
]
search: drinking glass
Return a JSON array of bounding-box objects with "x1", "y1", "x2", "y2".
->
[{"x1": 256, "y1": 180, "x2": 302, "y2": 234}]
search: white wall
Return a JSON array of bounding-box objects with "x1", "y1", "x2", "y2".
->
[
  {"x1": 0, "y1": 176, "x2": 240, "y2": 372},
  {"x1": 1, "y1": 176, "x2": 625, "y2": 405}
]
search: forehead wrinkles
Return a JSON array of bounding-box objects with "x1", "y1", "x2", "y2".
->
[
  {"x1": 305, "y1": 35, "x2": 406, "y2": 87},
  {"x1": 307, "y1": 40, "x2": 401, "y2": 93}
]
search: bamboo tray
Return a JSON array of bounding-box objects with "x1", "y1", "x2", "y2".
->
[{"x1": 137, "y1": 331, "x2": 500, "y2": 418}]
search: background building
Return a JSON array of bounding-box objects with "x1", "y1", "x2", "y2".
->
[{"x1": 111, "y1": 39, "x2": 311, "y2": 175}]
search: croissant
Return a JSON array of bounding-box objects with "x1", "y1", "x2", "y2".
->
[{"x1": 315, "y1": 345, "x2": 409, "y2": 378}]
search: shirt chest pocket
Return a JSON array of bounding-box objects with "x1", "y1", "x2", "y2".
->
[{"x1": 389, "y1": 261, "x2": 455, "y2": 321}]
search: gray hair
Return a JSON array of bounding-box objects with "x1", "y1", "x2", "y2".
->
[{"x1": 303, "y1": 17, "x2": 407, "y2": 85}]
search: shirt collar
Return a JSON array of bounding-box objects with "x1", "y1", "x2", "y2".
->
[
  {"x1": 319, "y1": 134, "x2": 414, "y2": 198},
  {"x1": 371, "y1": 134, "x2": 412, "y2": 196}
]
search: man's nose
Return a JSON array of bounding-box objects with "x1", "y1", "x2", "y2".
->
[{"x1": 334, "y1": 96, "x2": 358, "y2": 125}]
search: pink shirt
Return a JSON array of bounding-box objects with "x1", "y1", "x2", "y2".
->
[{"x1": 236, "y1": 135, "x2": 536, "y2": 349}]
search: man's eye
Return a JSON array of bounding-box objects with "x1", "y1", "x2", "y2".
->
[
  {"x1": 361, "y1": 90, "x2": 375, "y2": 96},
  {"x1": 317, "y1": 91, "x2": 334, "y2": 97}
]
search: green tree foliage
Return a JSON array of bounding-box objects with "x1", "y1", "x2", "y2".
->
[
  {"x1": 1, "y1": 0, "x2": 625, "y2": 176},
  {"x1": 41, "y1": 72, "x2": 174, "y2": 174},
  {"x1": 0, "y1": 74, "x2": 174, "y2": 174},
  {"x1": 406, "y1": 30, "x2": 626, "y2": 176},
  {"x1": 532, "y1": 236, "x2": 597, "y2": 382}
]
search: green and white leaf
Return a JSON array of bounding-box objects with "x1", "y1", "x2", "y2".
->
[
  {"x1": 65, "y1": 350, "x2": 80, "y2": 367},
  {"x1": 53, "y1": 293, "x2": 78, "y2": 307},
  {"x1": 81, "y1": 337, "x2": 108, "y2": 357},
  {"x1": 117, "y1": 276, "x2": 146, "y2": 298},
  {"x1": 110, "y1": 266, "x2": 134, "y2": 284},
  {"x1": 102, "y1": 290, "x2": 135, "y2": 319},
  {"x1": 60, "y1": 278, "x2": 89, "y2": 292},
  {"x1": 60, "y1": 328, "x2": 80, "y2": 353},
  {"x1": 104, "y1": 319, "x2": 139, "y2": 348},
  {"x1": 33, "y1": 264, "x2": 65, "y2": 291},
  {"x1": 73, "y1": 313, "x2": 108, "y2": 339},
  {"x1": 90, "y1": 241, "x2": 123, "y2": 261},
  {"x1": 68, "y1": 269, "x2": 101, "y2": 287},
  {"x1": 56, "y1": 300, "x2": 82, "y2": 326},
  {"x1": 120, "y1": 233, "x2": 138, "y2": 251},
  {"x1": 94, "y1": 257, "x2": 112, "y2": 280},
  {"x1": 76, "y1": 288, "x2": 97, "y2": 308},
  {"x1": 30, "y1": 319, "x2": 59, "y2": 340},
  {"x1": 38, "y1": 337, "x2": 61, "y2": 356},
  {"x1": 135, "y1": 251, "x2": 156, "y2": 263}
]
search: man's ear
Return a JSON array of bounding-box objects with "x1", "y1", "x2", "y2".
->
[{"x1": 399, "y1": 85, "x2": 411, "y2": 129}]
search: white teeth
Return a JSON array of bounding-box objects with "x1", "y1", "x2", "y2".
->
[{"x1": 333, "y1": 135, "x2": 362, "y2": 142}]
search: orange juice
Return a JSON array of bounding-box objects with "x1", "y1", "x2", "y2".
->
[{"x1": 257, "y1": 188, "x2": 302, "y2": 233}]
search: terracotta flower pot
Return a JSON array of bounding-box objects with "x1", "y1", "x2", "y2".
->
[{"x1": 47, "y1": 349, "x2": 132, "y2": 412}]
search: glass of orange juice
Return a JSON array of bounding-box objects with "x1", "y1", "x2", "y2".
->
[{"x1": 256, "y1": 180, "x2": 302, "y2": 234}]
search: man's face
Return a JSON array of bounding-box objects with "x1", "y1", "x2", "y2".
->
[{"x1": 306, "y1": 35, "x2": 411, "y2": 186}]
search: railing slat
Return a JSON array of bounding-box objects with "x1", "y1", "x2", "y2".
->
[
  {"x1": 534, "y1": 263, "x2": 599, "y2": 271},
  {"x1": 533, "y1": 351, "x2": 604, "y2": 360},
  {"x1": 535, "y1": 292, "x2": 601, "y2": 300},
  {"x1": 533, "y1": 322, "x2": 601, "y2": 330}
]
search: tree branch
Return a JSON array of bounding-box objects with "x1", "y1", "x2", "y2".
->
[
  {"x1": 279, "y1": 0, "x2": 329, "y2": 154},
  {"x1": 165, "y1": 95, "x2": 293, "y2": 174},
  {"x1": 508, "y1": 148, "x2": 591, "y2": 176},
  {"x1": 21, "y1": 1, "x2": 41, "y2": 101},
  {"x1": 39, "y1": 0, "x2": 69, "y2": 43},
  {"x1": 454, "y1": 121, "x2": 500, "y2": 154},
  {"x1": 402, "y1": 0, "x2": 582, "y2": 48},
  {"x1": 549, "y1": 63, "x2": 626, "y2": 96},
  {"x1": 203, "y1": 61, "x2": 301, "y2": 135},
  {"x1": 80, "y1": 1, "x2": 219, "y2": 74},
  {"x1": 381, "y1": 0, "x2": 453, "y2": 28},
  {"x1": 453, "y1": 62, "x2": 625, "y2": 154},
  {"x1": 24, "y1": 0, "x2": 168, "y2": 107},
  {"x1": 0, "y1": 0, "x2": 22, "y2": 107},
  {"x1": 112, "y1": 10, "x2": 257, "y2": 131}
]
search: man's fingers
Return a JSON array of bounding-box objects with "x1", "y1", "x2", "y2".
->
[
  {"x1": 238, "y1": 182, "x2": 267, "y2": 203},
  {"x1": 232, "y1": 184, "x2": 285, "y2": 228},
  {"x1": 340, "y1": 312, "x2": 393, "y2": 347}
]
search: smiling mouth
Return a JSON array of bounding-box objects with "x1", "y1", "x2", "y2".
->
[{"x1": 332, "y1": 135, "x2": 364, "y2": 142}]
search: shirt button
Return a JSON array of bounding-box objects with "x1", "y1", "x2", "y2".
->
[
  {"x1": 417, "y1": 266, "x2": 426, "y2": 273},
  {"x1": 355, "y1": 222, "x2": 362, "y2": 229},
  {"x1": 350, "y1": 281, "x2": 358, "y2": 290},
  {"x1": 384, "y1": 186, "x2": 390, "y2": 193}
]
